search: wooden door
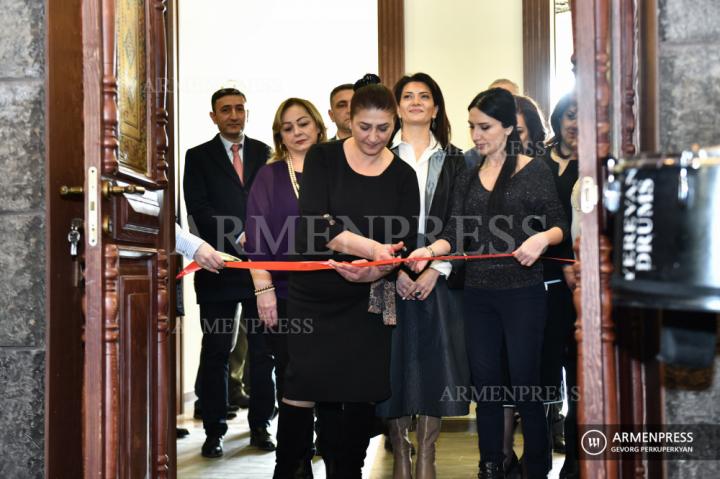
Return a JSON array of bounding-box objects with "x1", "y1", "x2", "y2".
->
[
  {"x1": 570, "y1": 0, "x2": 663, "y2": 477},
  {"x1": 79, "y1": 0, "x2": 174, "y2": 477}
]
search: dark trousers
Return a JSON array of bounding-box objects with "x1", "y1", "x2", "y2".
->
[
  {"x1": 244, "y1": 298, "x2": 282, "y2": 430},
  {"x1": 197, "y1": 301, "x2": 241, "y2": 437},
  {"x1": 463, "y1": 284, "x2": 549, "y2": 478},
  {"x1": 563, "y1": 327, "x2": 579, "y2": 464}
]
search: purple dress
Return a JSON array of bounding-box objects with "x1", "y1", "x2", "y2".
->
[{"x1": 245, "y1": 160, "x2": 302, "y2": 299}]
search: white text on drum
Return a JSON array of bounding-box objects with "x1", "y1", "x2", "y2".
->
[{"x1": 622, "y1": 172, "x2": 655, "y2": 280}]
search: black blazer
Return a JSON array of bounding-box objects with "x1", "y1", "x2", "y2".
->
[
  {"x1": 183, "y1": 133, "x2": 271, "y2": 302},
  {"x1": 429, "y1": 151, "x2": 467, "y2": 288},
  {"x1": 426, "y1": 150, "x2": 466, "y2": 236},
  {"x1": 390, "y1": 144, "x2": 467, "y2": 286}
]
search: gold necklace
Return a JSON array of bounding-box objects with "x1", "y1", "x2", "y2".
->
[{"x1": 286, "y1": 155, "x2": 300, "y2": 199}]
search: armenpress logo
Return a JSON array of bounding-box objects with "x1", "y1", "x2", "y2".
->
[{"x1": 581, "y1": 429, "x2": 608, "y2": 456}]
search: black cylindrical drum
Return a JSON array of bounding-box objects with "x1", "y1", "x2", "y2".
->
[{"x1": 612, "y1": 147, "x2": 720, "y2": 312}]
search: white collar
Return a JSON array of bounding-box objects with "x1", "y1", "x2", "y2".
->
[
  {"x1": 391, "y1": 129, "x2": 439, "y2": 151},
  {"x1": 219, "y1": 133, "x2": 245, "y2": 151}
]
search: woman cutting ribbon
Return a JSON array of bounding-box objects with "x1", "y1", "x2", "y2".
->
[
  {"x1": 278, "y1": 75, "x2": 421, "y2": 478},
  {"x1": 408, "y1": 88, "x2": 568, "y2": 479},
  {"x1": 244, "y1": 97, "x2": 327, "y2": 478}
]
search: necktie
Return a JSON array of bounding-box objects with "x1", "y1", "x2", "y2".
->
[{"x1": 231, "y1": 143, "x2": 244, "y2": 184}]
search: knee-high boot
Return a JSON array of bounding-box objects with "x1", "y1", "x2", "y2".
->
[
  {"x1": 415, "y1": 415, "x2": 441, "y2": 479},
  {"x1": 316, "y1": 403, "x2": 343, "y2": 478},
  {"x1": 387, "y1": 416, "x2": 413, "y2": 478},
  {"x1": 337, "y1": 403, "x2": 374, "y2": 479},
  {"x1": 273, "y1": 402, "x2": 315, "y2": 479}
]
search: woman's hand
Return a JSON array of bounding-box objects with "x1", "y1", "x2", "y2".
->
[
  {"x1": 257, "y1": 289, "x2": 278, "y2": 328},
  {"x1": 513, "y1": 232, "x2": 549, "y2": 267},
  {"x1": 412, "y1": 268, "x2": 440, "y2": 301},
  {"x1": 371, "y1": 241, "x2": 405, "y2": 272},
  {"x1": 193, "y1": 243, "x2": 225, "y2": 273},
  {"x1": 396, "y1": 270, "x2": 417, "y2": 300},
  {"x1": 563, "y1": 264, "x2": 577, "y2": 290},
  {"x1": 407, "y1": 247, "x2": 431, "y2": 273},
  {"x1": 330, "y1": 259, "x2": 385, "y2": 283}
]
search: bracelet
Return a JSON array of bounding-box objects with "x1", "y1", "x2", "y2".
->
[
  {"x1": 426, "y1": 245, "x2": 435, "y2": 258},
  {"x1": 254, "y1": 285, "x2": 275, "y2": 296}
]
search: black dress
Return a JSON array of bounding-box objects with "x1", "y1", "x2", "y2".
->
[
  {"x1": 540, "y1": 151, "x2": 578, "y2": 403},
  {"x1": 285, "y1": 140, "x2": 420, "y2": 403}
]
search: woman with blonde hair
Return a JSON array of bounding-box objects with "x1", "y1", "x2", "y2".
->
[{"x1": 245, "y1": 97, "x2": 326, "y2": 478}]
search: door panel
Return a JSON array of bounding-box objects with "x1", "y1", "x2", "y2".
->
[
  {"x1": 119, "y1": 261, "x2": 155, "y2": 479},
  {"x1": 111, "y1": 190, "x2": 163, "y2": 242},
  {"x1": 80, "y1": 0, "x2": 172, "y2": 477}
]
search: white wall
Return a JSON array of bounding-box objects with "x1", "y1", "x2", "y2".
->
[
  {"x1": 176, "y1": 0, "x2": 378, "y2": 411},
  {"x1": 404, "y1": 0, "x2": 524, "y2": 151}
]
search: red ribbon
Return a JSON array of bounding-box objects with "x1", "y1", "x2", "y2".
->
[{"x1": 176, "y1": 254, "x2": 575, "y2": 280}]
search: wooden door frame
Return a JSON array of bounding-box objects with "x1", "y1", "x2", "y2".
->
[
  {"x1": 572, "y1": 0, "x2": 662, "y2": 477},
  {"x1": 45, "y1": 0, "x2": 86, "y2": 476},
  {"x1": 378, "y1": 0, "x2": 555, "y2": 107},
  {"x1": 523, "y1": 0, "x2": 552, "y2": 117}
]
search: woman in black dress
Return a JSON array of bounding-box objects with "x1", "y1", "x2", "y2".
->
[
  {"x1": 408, "y1": 88, "x2": 568, "y2": 479},
  {"x1": 376, "y1": 72, "x2": 470, "y2": 479},
  {"x1": 541, "y1": 93, "x2": 579, "y2": 479},
  {"x1": 276, "y1": 75, "x2": 420, "y2": 479}
]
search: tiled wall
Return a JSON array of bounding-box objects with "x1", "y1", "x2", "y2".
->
[
  {"x1": 0, "y1": 0, "x2": 46, "y2": 477},
  {"x1": 658, "y1": 1, "x2": 720, "y2": 478}
]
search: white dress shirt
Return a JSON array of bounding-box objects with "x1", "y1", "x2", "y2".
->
[{"x1": 175, "y1": 223, "x2": 205, "y2": 260}]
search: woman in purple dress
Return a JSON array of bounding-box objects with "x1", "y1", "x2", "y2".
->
[{"x1": 245, "y1": 97, "x2": 326, "y2": 478}]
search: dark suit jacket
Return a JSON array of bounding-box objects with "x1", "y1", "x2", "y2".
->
[{"x1": 184, "y1": 133, "x2": 271, "y2": 302}]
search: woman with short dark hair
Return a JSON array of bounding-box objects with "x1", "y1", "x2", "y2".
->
[{"x1": 276, "y1": 74, "x2": 421, "y2": 478}]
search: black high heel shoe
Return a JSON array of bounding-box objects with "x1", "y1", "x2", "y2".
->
[{"x1": 478, "y1": 461, "x2": 505, "y2": 479}]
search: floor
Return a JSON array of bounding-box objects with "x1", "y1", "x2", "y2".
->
[{"x1": 177, "y1": 408, "x2": 565, "y2": 478}]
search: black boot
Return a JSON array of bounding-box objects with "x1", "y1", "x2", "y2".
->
[
  {"x1": 559, "y1": 458, "x2": 579, "y2": 479},
  {"x1": 317, "y1": 403, "x2": 342, "y2": 478},
  {"x1": 273, "y1": 402, "x2": 314, "y2": 479},
  {"x1": 336, "y1": 403, "x2": 374, "y2": 478},
  {"x1": 317, "y1": 402, "x2": 373, "y2": 479},
  {"x1": 478, "y1": 461, "x2": 505, "y2": 479}
]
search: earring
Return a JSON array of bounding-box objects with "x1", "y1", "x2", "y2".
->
[{"x1": 431, "y1": 118, "x2": 436, "y2": 130}]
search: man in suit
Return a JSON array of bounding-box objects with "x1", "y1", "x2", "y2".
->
[
  {"x1": 184, "y1": 87, "x2": 276, "y2": 458},
  {"x1": 327, "y1": 83, "x2": 353, "y2": 141}
]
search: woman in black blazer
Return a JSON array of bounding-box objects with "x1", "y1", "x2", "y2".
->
[{"x1": 376, "y1": 72, "x2": 470, "y2": 479}]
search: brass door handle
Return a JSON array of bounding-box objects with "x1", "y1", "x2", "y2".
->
[
  {"x1": 102, "y1": 182, "x2": 146, "y2": 198},
  {"x1": 59, "y1": 185, "x2": 84, "y2": 196},
  {"x1": 60, "y1": 182, "x2": 146, "y2": 198}
]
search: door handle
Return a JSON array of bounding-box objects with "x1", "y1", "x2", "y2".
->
[
  {"x1": 101, "y1": 182, "x2": 146, "y2": 198},
  {"x1": 59, "y1": 185, "x2": 84, "y2": 196},
  {"x1": 60, "y1": 182, "x2": 146, "y2": 198}
]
